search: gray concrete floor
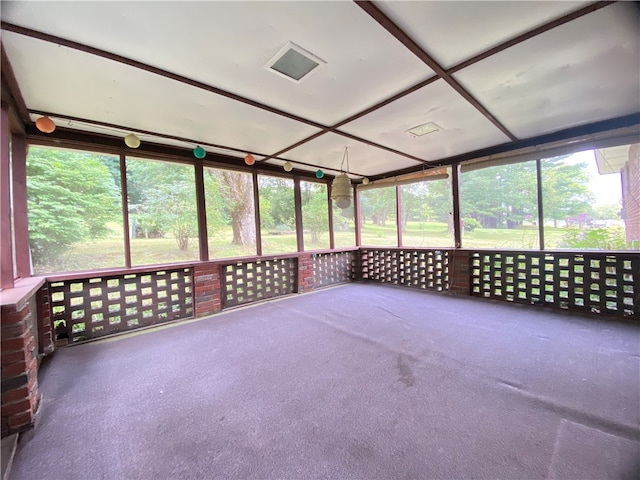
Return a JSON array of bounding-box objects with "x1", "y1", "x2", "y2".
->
[{"x1": 9, "y1": 283, "x2": 640, "y2": 479}]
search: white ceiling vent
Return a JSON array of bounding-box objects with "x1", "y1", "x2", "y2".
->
[
  {"x1": 265, "y1": 42, "x2": 326, "y2": 83},
  {"x1": 407, "y1": 122, "x2": 441, "y2": 138}
]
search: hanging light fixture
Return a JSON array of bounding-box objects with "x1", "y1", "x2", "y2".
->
[{"x1": 331, "y1": 147, "x2": 352, "y2": 209}]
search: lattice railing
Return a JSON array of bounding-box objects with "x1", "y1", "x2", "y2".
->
[
  {"x1": 470, "y1": 251, "x2": 639, "y2": 317},
  {"x1": 50, "y1": 267, "x2": 193, "y2": 343},
  {"x1": 360, "y1": 248, "x2": 449, "y2": 291},
  {"x1": 313, "y1": 251, "x2": 356, "y2": 289},
  {"x1": 221, "y1": 258, "x2": 297, "y2": 308}
]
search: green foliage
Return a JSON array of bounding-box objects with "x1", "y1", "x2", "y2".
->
[
  {"x1": 462, "y1": 217, "x2": 482, "y2": 232},
  {"x1": 540, "y1": 158, "x2": 594, "y2": 226},
  {"x1": 301, "y1": 183, "x2": 329, "y2": 244},
  {"x1": 27, "y1": 147, "x2": 120, "y2": 265},
  {"x1": 559, "y1": 227, "x2": 627, "y2": 250},
  {"x1": 259, "y1": 176, "x2": 295, "y2": 231}
]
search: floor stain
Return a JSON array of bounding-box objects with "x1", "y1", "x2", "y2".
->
[{"x1": 396, "y1": 354, "x2": 416, "y2": 387}]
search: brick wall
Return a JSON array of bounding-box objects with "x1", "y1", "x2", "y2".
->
[
  {"x1": 194, "y1": 263, "x2": 222, "y2": 317},
  {"x1": 1, "y1": 295, "x2": 40, "y2": 437},
  {"x1": 297, "y1": 254, "x2": 315, "y2": 293},
  {"x1": 623, "y1": 144, "x2": 640, "y2": 244},
  {"x1": 448, "y1": 250, "x2": 471, "y2": 296}
]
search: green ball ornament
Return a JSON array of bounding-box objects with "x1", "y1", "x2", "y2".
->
[
  {"x1": 315, "y1": 170, "x2": 324, "y2": 179},
  {"x1": 193, "y1": 146, "x2": 206, "y2": 159}
]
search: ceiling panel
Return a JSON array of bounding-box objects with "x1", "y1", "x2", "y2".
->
[
  {"x1": 5, "y1": 32, "x2": 321, "y2": 155},
  {"x1": 339, "y1": 79, "x2": 511, "y2": 161},
  {"x1": 453, "y1": 3, "x2": 640, "y2": 139},
  {"x1": 280, "y1": 132, "x2": 421, "y2": 178},
  {"x1": 1, "y1": 1, "x2": 432, "y2": 126},
  {"x1": 375, "y1": 1, "x2": 590, "y2": 68}
]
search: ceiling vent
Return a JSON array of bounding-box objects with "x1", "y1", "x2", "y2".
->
[
  {"x1": 407, "y1": 122, "x2": 441, "y2": 138},
  {"x1": 265, "y1": 42, "x2": 326, "y2": 83}
]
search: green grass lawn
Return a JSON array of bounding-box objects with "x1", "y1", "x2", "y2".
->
[{"x1": 32, "y1": 222, "x2": 582, "y2": 275}]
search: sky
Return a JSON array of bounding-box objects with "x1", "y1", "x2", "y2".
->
[{"x1": 565, "y1": 149, "x2": 622, "y2": 207}]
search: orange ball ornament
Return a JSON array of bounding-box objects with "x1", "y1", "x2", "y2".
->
[
  {"x1": 244, "y1": 154, "x2": 255, "y2": 166},
  {"x1": 35, "y1": 116, "x2": 56, "y2": 133}
]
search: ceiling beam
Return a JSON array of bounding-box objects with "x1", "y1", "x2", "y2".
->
[
  {"x1": 448, "y1": 1, "x2": 616, "y2": 74},
  {"x1": 259, "y1": 1, "x2": 615, "y2": 164},
  {"x1": 0, "y1": 43, "x2": 29, "y2": 125},
  {"x1": 354, "y1": 0, "x2": 517, "y2": 141},
  {"x1": 0, "y1": 21, "x2": 328, "y2": 131}
]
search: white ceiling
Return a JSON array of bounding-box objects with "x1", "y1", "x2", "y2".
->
[{"x1": 1, "y1": 1, "x2": 639, "y2": 179}]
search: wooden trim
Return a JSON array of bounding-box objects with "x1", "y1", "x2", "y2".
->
[
  {"x1": 327, "y1": 183, "x2": 335, "y2": 250},
  {"x1": 119, "y1": 154, "x2": 132, "y2": 268},
  {"x1": 0, "y1": 104, "x2": 14, "y2": 289},
  {"x1": 1, "y1": 22, "x2": 328, "y2": 130},
  {"x1": 536, "y1": 159, "x2": 545, "y2": 251},
  {"x1": 11, "y1": 134, "x2": 30, "y2": 278},
  {"x1": 253, "y1": 171, "x2": 262, "y2": 257},
  {"x1": 294, "y1": 176, "x2": 304, "y2": 252},
  {"x1": 396, "y1": 185, "x2": 402, "y2": 247},
  {"x1": 451, "y1": 164, "x2": 462, "y2": 248},
  {"x1": 0, "y1": 44, "x2": 29, "y2": 124},
  {"x1": 354, "y1": 185, "x2": 362, "y2": 247},
  {"x1": 354, "y1": 0, "x2": 516, "y2": 141},
  {"x1": 448, "y1": 2, "x2": 616, "y2": 74},
  {"x1": 194, "y1": 159, "x2": 209, "y2": 261}
]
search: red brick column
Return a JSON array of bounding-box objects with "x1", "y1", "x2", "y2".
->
[
  {"x1": 1, "y1": 298, "x2": 39, "y2": 437},
  {"x1": 194, "y1": 263, "x2": 222, "y2": 317},
  {"x1": 37, "y1": 286, "x2": 54, "y2": 356},
  {"x1": 448, "y1": 250, "x2": 471, "y2": 296},
  {"x1": 298, "y1": 254, "x2": 314, "y2": 293}
]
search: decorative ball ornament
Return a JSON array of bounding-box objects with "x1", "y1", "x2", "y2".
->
[
  {"x1": 244, "y1": 154, "x2": 255, "y2": 166},
  {"x1": 193, "y1": 146, "x2": 206, "y2": 159},
  {"x1": 362, "y1": 177, "x2": 370, "y2": 185},
  {"x1": 35, "y1": 116, "x2": 56, "y2": 133},
  {"x1": 315, "y1": 169, "x2": 324, "y2": 179},
  {"x1": 331, "y1": 173, "x2": 352, "y2": 209},
  {"x1": 124, "y1": 133, "x2": 141, "y2": 148},
  {"x1": 283, "y1": 161, "x2": 293, "y2": 172}
]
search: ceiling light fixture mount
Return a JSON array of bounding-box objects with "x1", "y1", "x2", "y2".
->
[
  {"x1": 265, "y1": 41, "x2": 326, "y2": 84},
  {"x1": 407, "y1": 122, "x2": 441, "y2": 138},
  {"x1": 331, "y1": 147, "x2": 352, "y2": 209}
]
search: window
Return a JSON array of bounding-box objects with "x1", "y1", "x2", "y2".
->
[
  {"x1": 359, "y1": 186, "x2": 397, "y2": 247},
  {"x1": 204, "y1": 167, "x2": 256, "y2": 258},
  {"x1": 258, "y1": 175, "x2": 296, "y2": 254},
  {"x1": 400, "y1": 171, "x2": 454, "y2": 248},
  {"x1": 460, "y1": 161, "x2": 539, "y2": 249},
  {"x1": 27, "y1": 146, "x2": 125, "y2": 274},
  {"x1": 333, "y1": 202, "x2": 355, "y2": 248},
  {"x1": 541, "y1": 144, "x2": 638, "y2": 250},
  {"x1": 126, "y1": 157, "x2": 199, "y2": 265},
  {"x1": 301, "y1": 181, "x2": 330, "y2": 250}
]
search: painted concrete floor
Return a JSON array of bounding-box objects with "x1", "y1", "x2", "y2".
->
[{"x1": 10, "y1": 283, "x2": 640, "y2": 479}]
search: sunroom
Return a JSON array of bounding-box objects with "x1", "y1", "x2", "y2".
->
[{"x1": 1, "y1": 2, "x2": 639, "y2": 479}]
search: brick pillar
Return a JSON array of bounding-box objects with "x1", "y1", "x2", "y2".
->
[
  {"x1": 448, "y1": 250, "x2": 471, "y2": 296},
  {"x1": 194, "y1": 263, "x2": 222, "y2": 317},
  {"x1": 298, "y1": 254, "x2": 314, "y2": 293},
  {"x1": 1, "y1": 297, "x2": 40, "y2": 437}
]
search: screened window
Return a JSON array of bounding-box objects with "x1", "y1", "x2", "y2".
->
[
  {"x1": 460, "y1": 161, "x2": 539, "y2": 249},
  {"x1": 541, "y1": 144, "x2": 638, "y2": 250},
  {"x1": 204, "y1": 167, "x2": 256, "y2": 259},
  {"x1": 359, "y1": 186, "x2": 397, "y2": 247},
  {"x1": 126, "y1": 157, "x2": 199, "y2": 265},
  {"x1": 301, "y1": 181, "x2": 330, "y2": 250},
  {"x1": 27, "y1": 146, "x2": 124, "y2": 274},
  {"x1": 258, "y1": 175, "x2": 296, "y2": 254},
  {"x1": 400, "y1": 171, "x2": 454, "y2": 248},
  {"x1": 333, "y1": 202, "x2": 356, "y2": 248}
]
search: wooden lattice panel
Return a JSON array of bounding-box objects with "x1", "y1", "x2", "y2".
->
[
  {"x1": 49, "y1": 268, "x2": 193, "y2": 343},
  {"x1": 360, "y1": 249, "x2": 449, "y2": 291},
  {"x1": 471, "y1": 251, "x2": 639, "y2": 317},
  {"x1": 313, "y1": 252, "x2": 355, "y2": 289},
  {"x1": 221, "y1": 258, "x2": 297, "y2": 308}
]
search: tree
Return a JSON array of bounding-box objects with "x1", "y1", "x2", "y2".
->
[
  {"x1": 540, "y1": 158, "x2": 594, "y2": 227},
  {"x1": 26, "y1": 147, "x2": 120, "y2": 265},
  {"x1": 258, "y1": 177, "x2": 295, "y2": 231},
  {"x1": 213, "y1": 170, "x2": 255, "y2": 245},
  {"x1": 301, "y1": 183, "x2": 328, "y2": 243}
]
